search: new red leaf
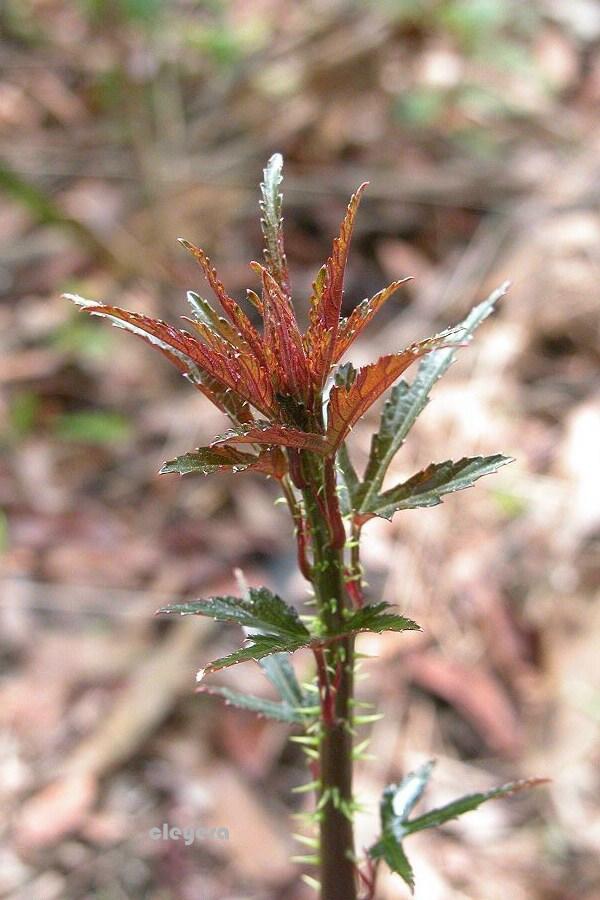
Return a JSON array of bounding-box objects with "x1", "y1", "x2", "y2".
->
[
  {"x1": 333, "y1": 277, "x2": 412, "y2": 363},
  {"x1": 178, "y1": 238, "x2": 268, "y2": 367},
  {"x1": 304, "y1": 183, "x2": 368, "y2": 387},
  {"x1": 325, "y1": 331, "x2": 457, "y2": 452},
  {"x1": 251, "y1": 262, "x2": 311, "y2": 400},
  {"x1": 211, "y1": 422, "x2": 328, "y2": 454}
]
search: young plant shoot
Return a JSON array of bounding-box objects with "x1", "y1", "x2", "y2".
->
[{"x1": 66, "y1": 155, "x2": 544, "y2": 899}]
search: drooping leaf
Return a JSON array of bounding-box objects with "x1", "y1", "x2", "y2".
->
[
  {"x1": 184, "y1": 366, "x2": 255, "y2": 423},
  {"x1": 305, "y1": 183, "x2": 368, "y2": 387},
  {"x1": 258, "y1": 652, "x2": 307, "y2": 708},
  {"x1": 325, "y1": 330, "x2": 457, "y2": 453},
  {"x1": 336, "y1": 443, "x2": 360, "y2": 516},
  {"x1": 260, "y1": 152, "x2": 290, "y2": 297},
  {"x1": 157, "y1": 587, "x2": 310, "y2": 641},
  {"x1": 210, "y1": 422, "x2": 328, "y2": 454},
  {"x1": 159, "y1": 445, "x2": 285, "y2": 478},
  {"x1": 369, "y1": 835, "x2": 414, "y2": 892},
  {"x1": 362, "y1": 455, "x2": 513, "y2": 521},
  {"x1": 358, "y1": 282, "x2": 510, "y2": 510},
  {"x1": 333, "y1": 278, "x2": 412, "y2": 363},
  {"x1": 251, "y1": 262, "x2": 310, "y2": 400},
  {"x1": 198, "y1": 684, "x2": 305, "y2": 724}
]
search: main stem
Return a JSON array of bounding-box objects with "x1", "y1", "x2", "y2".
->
[{"x1": 301, "y1": 453, "x2": 357, "y2": 900}]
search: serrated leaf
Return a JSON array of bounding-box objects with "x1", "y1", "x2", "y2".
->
[
  {"x1": 157, "y1": 587, "x2": 309, "y2": 641},
  {"x1": 178, "y1": 238, "x2": 268, "y2": 367},
  {"x1": 160, "y1": 445, "x2": 286, "y2": 479},
  {"x1": 160, "y1": 446, "x2": 259, "y2": 476},
  {"x1": 359, "y1": 282, "x2": 509, "y2": 510},
  {"x1": 186, "y1": 290, "x2": 249, "y2": 350},
  {"x1": 251, "y1": 261, "x2": 310, "y2": 399},
  {"x1": 210, "y1": 422, "x2": 328, "y2": 454},
  {"x1": 402, "y1": 777, "x2": 548, "y2": 836},
  {"x1": 259, "y1": 652, "x2": 306, "y2": 708},
  {"x1": 364, "y1": 455, "x2": 514, "y2": 521},
  {"x1": 305, "y1": 183, "x2": 368, "y2": 387},
  {"x1": 200, "y1": 633, "x2": 313, "y2": 676},
  {"x1": 325, "y1": 330, "x2": 457, "y2": 453},
  {"x1": 370, "y1": 762, "x2": 546, "y2": 893},
  {"x1": 342, "y1": 602, "x2": 420, "y2": 636},
  {"x1": 65, "y1": 294, "x2": 274, "y2": 416},
  {"x1": 199, "y1": 684, "x2": 305, "y2": 724},
  {"x1": 370, "y1": 836, "x2": 414, "y2": 892},
  {"x1": 333, "y1": 277, "x2": 412, "y2": 363},
  {"x1": 260, "y1": 152, "x2": 290, "y2": 297}
]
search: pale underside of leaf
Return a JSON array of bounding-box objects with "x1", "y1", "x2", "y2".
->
[
  {"x1": 260, "y1": 152, "x2": 290, "y2": 297},
  {"x1": 325, "y1": 330, "x2": 457, "y2": 453},
  {"x1": 362, "y1": 454, "x2": 514, "y2": 522},
  {"x1": 198, "y1": 684, "x2": 305, "y2": 724},
  {"x1": 357, "y1": 282, "x2": 510, "y2": 511},
  {"x1": 333, "y1": 277, "x2": 412, "y2": 363}
]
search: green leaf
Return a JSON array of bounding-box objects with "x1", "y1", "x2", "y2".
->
[
  {"x1": 186, "y1": 291, "x2": 248, "y2": 349},
  {"x1": 199, "y1": 684, "x2": 305, "y2": 724},
  {"x1": 370, "y1": 763, "x2": 546, "y2": 892},
  {"x1": 336, "y1": 443, "x2": 360, "y2": 516},
  {"x1": 157, "y1": 587, "x2": 309, "y2": 641},
  {"x1": 364, "y1": 455, "x2": 514, "y2": 521},
  {"x1": 342, "y1": 602, "x2": 420, "y2": 636},
  {"x1": 160, "y1": 446, "x2": 260, "y2": 476},
  {"x1": 259, "y1": 653, "x2": 307, "y2": 708},
  {"x1": 358, "y1": 282, "x2": 509, "y2": 512},
  {"x1": 370, "y1": 835, "x2": 414, "y2": 892},
  {"x1": 402, "y1": 777, "x2": 548, "y2": 836},
  {"x1": 199, "y1": 633, "x2": 312, "y2": 676}
]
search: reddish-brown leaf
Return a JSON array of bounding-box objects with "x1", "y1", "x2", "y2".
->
[
  {"x1": 211, "y1": 422, "x2": 328, "y2": 454},
  {"x1": 179, "y1": 238, "x2": 268, "y2": 366},
  {"x1": 325, "y1": 332, "x2": 455, "y2": 452},
  {"x1": 68, "y1": 298, "x2": 274, "y2": 416},
  {"x1": 251, "y1": 262, "x2": 311, "y2": 400},
  {"x1": 304, "y1": 183, "x2": 368, "y2": 387},
  {"x1": 332, "y1": 277, "x2": 412, "y2": 363}
]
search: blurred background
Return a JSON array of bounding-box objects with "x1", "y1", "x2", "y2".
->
[{"x1": 1, "y1": 1, "x2": 599, "y2": 898}]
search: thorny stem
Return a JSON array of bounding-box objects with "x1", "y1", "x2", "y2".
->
[{"x1": 301, "y1": 451, "x2": 357, "y2": 900}]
